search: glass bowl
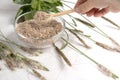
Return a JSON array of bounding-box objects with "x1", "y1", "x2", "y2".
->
[{"x1": 14, "y1": 11, "x2": 65, "y2": 48}]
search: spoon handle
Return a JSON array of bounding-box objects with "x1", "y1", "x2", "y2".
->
[{"x1": 52, "y1": 9, "x2": 74, "y2": 17}]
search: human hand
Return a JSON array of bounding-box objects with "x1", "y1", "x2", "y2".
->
[{"x1": 74, "y1": 0, "x2": 120, "y2": 17}]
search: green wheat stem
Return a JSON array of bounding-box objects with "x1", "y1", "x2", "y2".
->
[
  {"x1": 62, "y1": 37, "x2": 97, "y2": 64},
  {"x1": 66, "y1": 28, "x2": 90, "y2": 48},
  {"x1": 62, "y1": 37, "x2": 119, "y2": 79},
  {"x1": 60, "y1": 30, "x2": 69, "y2": 50},
  {"x1": 102, "y1": 16, "x2": 120, "y2": 29},
  {"x1": 69, "y1": 16, "x2": 108, "y2": 37},
  {"x1": 62, "y1": 18, "x2": 77, "y2": 29},
  {"x1": 62, "y1": 3, "x2": 109, "y2": 38},
  {"x1": 80, "y1": 15, "x2": 108, "y2": 37}
]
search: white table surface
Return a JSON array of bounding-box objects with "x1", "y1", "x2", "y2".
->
[{"x1": 0, "y1": 0, "x2": 120, "y2": 80}]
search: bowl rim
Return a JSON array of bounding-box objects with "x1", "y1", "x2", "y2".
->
[{"x1": 14, "y1": 11, "x2": 65, "y2": 40}]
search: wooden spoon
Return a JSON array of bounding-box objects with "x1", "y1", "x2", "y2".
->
[
  {"x1": 52, "y1": 9, "x2": 74, "y2": 17},
  {"x1": 43, "y1": 9, "x2": 74, "y2": 22}
]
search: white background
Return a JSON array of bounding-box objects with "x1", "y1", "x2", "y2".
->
[{"x1": 0, "y1": 0, "x2": 120, "y2": 80}]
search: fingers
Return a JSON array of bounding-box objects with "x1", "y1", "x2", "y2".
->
[
  {"x1": 74, "y1": 0, "x2": 94, "y2": 14},
  {"x1": 94, "y1": 7, "x2": 110, "y2": 17},
  {"x1": 86, "y1": 8, "x2": 109, "y2": 17},
  {"x1": 74, "y1": 0, "x2": 111, "y2": 17},
  {"x1": 86, "y1": 8, "x2": 99, "y2": 17}
]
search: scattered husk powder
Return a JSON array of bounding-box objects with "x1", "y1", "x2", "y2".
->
[{"x1": 16, "y1": 11, "x2": 63, "y2": 48}]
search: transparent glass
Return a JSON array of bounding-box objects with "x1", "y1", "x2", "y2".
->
[{"x1": 14, "y1": 11, "x2": 65, "y2": 48}]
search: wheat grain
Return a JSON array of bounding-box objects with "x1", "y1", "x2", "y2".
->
[
  {"x1": 96, "y1": 42, "x2": 120, "y2": 52},
  {"x1": 67, "y1": 28, "x2": 90, "y2": 49},
  {"x1": 54, "y1": 44, "x2": 72, "y2": 66},
  {"x1": 32, "y1": 69, "x2": 47, "y2": 80},
  {"x1": 97, "y1": 63, "x2": 119, "y2": 79}
]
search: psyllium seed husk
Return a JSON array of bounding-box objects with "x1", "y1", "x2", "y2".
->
[{"x1": 16, "y1": 11, "x2": 63, "y2": 48}]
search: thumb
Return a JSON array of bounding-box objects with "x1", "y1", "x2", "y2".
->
[{"x1": 75, "y1": 1, "x2": 94, "y2": 14}]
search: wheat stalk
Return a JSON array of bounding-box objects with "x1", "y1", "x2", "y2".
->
[
  {"x1": 68, "y1": 29, "x2": 83, "y2": 33},
  {"x1": 102, "y1": 16, "x2": 120, "y2": 29},
  {"x1": 32, "y1": 69, "x2": 47, "y2": 80},
  {"x1": 96, "y1": 42, "x2": 120, "y2": 52},
  {"x1": 22, "y1": 57, "x2": 49, "y2": 71},
  {"x1": 108, "y1": 37, "x2": 120, "y2": 47},
  {"x1": 74, "y1": 18, "x2": 95, "y2": 28},
  {"x1": 54, "y1": 44, "x2": 72, "y2": 66},
  {"x1": 97, "y1": 63, "x2": 118, "y2": 79},
  {"x1": 62, "y1": 37, "x2": 119, "y2": 79},
  {"x1": 67, "y1": 28, "x2": 90, "y2": 49},
  {"x1": 0, "y1": 41, "x2": 49, "y2": 71}
]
